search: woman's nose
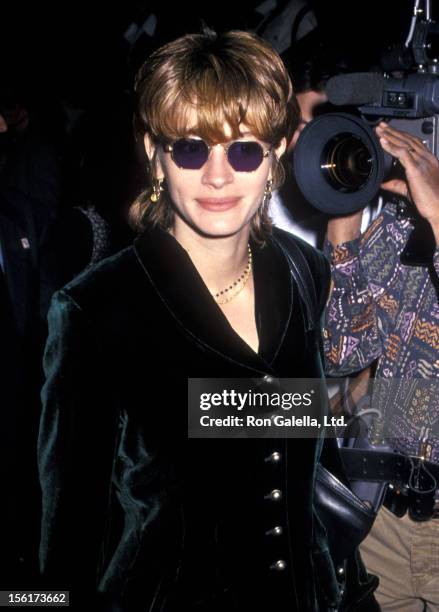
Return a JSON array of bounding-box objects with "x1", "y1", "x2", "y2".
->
[{"x1": 200, "y1": 145, "x2": 234, "y2": 188}]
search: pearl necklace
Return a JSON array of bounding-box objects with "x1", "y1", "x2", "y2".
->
[{"x1": 213, "y1": 245, "x2": 252, "y2": 305}]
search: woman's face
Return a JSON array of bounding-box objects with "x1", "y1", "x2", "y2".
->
[{"x1": 144, "y1": 117, "x2": 286, "y2": 239}]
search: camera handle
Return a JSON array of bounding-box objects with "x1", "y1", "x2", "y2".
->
[{"x1": 405, "y1": 0, "x2": 432, "y2": 48}]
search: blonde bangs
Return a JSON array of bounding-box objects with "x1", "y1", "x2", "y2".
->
[
  {"x1": 138, "y1": 31, "x2": 297, "y2": 146},
  {"x1": 147, "y1": 72, "x2": 288, "y2": 146}
]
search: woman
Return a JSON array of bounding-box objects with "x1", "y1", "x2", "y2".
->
[{"x1": 38, "y1": 29, "x2": 372, "y2": 611}]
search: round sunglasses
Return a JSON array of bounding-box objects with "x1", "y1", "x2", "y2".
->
[{"x1": 162, "y1": 138, "x2": 272, "y2": 172}]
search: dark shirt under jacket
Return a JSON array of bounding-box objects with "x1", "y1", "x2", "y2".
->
[{"x1": 38, "y1": 222, "x2": 348, "y2": 611}]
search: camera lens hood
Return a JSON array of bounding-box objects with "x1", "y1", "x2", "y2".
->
[{"x1": 293, "y1": 113, "x2": 386, "y2": 215}]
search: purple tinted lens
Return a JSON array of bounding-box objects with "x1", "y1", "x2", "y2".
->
[
  {"x1": 171, "y1": 139, "x2": 209, "y2": 169},
  {"x1": 228, "y1": 141, "x2": 265, "y2": 172}
]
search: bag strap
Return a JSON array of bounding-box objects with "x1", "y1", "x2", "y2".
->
[{"x1": 274, "y1": 231, "x2": 319, "y2": 331}]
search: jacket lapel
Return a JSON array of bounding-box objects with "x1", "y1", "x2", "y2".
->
[{"x1": 133, "y1": 224, "x2": 293, "y2": 373}]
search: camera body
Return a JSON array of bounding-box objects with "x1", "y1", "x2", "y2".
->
[{"x1": 293, "y1": 18, "x2": 439, "y2": 215}]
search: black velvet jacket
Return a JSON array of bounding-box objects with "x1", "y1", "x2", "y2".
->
[{"x1": 38, "y1": 223, "x2": 366, "y2": 611}]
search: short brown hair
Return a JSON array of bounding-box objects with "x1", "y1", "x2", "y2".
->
[{"x1": 130, "y1": 29, "x2": 299, "y2": 240}]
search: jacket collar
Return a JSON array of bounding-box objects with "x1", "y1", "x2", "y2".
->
[{"x1": 133, "y1": 223, "x2": 293, "y2": 373}]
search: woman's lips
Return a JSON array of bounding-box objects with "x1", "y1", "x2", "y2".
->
[{"x1": 196, "y1": 197, "x2": 241, "y2": 211}]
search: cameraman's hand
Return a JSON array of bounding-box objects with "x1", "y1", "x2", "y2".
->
[{"x1": 376, "y1": 121, "x2": 439, "y2": 243}]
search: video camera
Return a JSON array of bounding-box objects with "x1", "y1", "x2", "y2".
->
[{"x1": 294, "y1": 0, "x2": 439, "y2": 216}]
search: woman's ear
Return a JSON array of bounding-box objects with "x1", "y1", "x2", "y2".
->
[
  {"x1": 143, "y1": 133, "x2": 164, "y2": 176},
  {"x1": 274, "y1": 137, "x2": 287, "y2": 161},
  {"x1": 143, "y1": 133, "x2": 155, "y2": 161}
]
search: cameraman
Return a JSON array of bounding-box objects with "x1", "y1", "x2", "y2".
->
[
  {"x1": 269, "y1": 27, "x2": 350, "y2": 247},
  {"x1": 323, "y1": 121, "x2": 439, "y2": 610}
]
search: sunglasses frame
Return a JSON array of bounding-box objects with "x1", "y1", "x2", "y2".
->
[{"x1": 162, "y1": 138, "x2": 272, "y2": 172}]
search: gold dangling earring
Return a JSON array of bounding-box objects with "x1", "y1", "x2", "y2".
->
[
  {"x1": 254, "y1": 178, "x2": 274, "y2": 232},
  {"x1": 263, "y1": 178, "x2": 273, "y2": 207},
  {"x1": 150, "y1": 177, "x2": 164, "y2": 202}
]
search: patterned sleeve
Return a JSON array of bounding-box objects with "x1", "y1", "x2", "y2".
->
[
  {"x1": 434, "y1": 249, "x2": 439, "y2": 280},
  {"x1": 322, "y1": 235, "x2": 384, "y2": 376}
]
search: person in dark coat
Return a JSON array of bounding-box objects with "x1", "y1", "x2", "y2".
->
[
  {"x1": 0, "y1": 185, "x2": 51, "y2": 588},
  {"x1": 37, "y1": 29, "x2": 377, "y2": 611}
]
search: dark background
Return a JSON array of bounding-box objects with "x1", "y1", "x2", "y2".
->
[
  {"x1": 0, "y1": 0, "x2": 436, "y2": 592},
  {"x1": 0, "y1": 1, "x2": 432, "y2": 108}
]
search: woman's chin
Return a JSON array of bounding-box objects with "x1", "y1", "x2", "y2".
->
[
  {"x1": 195, "y1": 221, "x2": 249, "y2": 239},
  {"x1": 179, "y1": 214, "x2": 250, "y2": 239},
  {"x1": 172, "y1": 206, "x2": 255, "y2": 239}
]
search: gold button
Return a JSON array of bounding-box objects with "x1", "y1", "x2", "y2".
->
[
  {"x1": 270, "y1": 559, "x2": 287, "y2": 571},
  {"x1": 265, "y1": 451, "x2": 281, "y2": 464},
  {"x1": 265, "y1": 489, "x2": 282, "y2": 501},
  {"x1": 265, "y1": 525, "x2": 283, "y2": 536}
]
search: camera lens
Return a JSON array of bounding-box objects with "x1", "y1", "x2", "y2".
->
[
  {"x1": 320, "y1": 133, "x2": 373, "y2": 192},
  {"x1": 294, "y1": 113, "x2": 386, "y2": 215}
]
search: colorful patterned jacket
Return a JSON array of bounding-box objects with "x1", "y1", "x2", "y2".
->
[{"x1": 323, "y1": 202, "x2": 439, "y2": 463}]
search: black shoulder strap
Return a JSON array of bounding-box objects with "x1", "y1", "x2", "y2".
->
[{"x1": 274, "y1": 232, "x2": 319, "y2": 331}]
